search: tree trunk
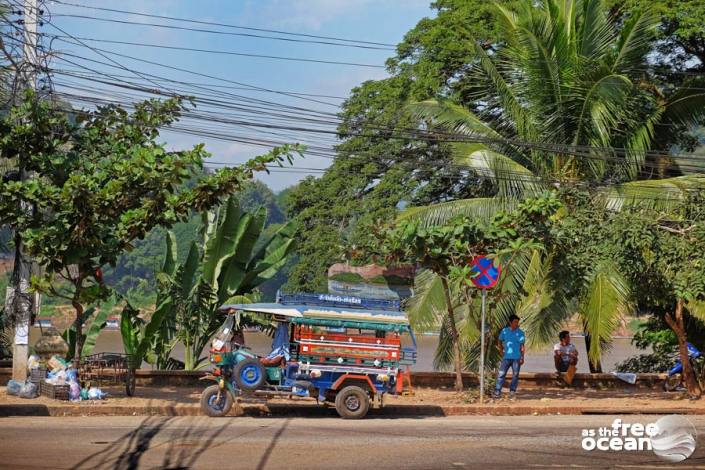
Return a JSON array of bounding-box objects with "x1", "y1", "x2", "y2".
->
[
  {"x1": 664, "y1": 299, "x2": 701, "y2": 399},
  {"x1": 72, "y1": 299, "x2": 84, "y2": 370},
  {"x1": 440, "y1": 277, "x2": 463, "y2": 392},
  {"x1": 583, "y1": 333, "x2": 603, "y2": 373}
]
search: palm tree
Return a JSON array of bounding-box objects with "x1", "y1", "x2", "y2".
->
[{"x1": 402, "y1": 0, "x2": 705, "y2": 371}]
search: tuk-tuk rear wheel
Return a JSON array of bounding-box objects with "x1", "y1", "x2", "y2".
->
[
  {"x1": 335, "y1": 385, "x2": 370, "y2": 419},
  {"x1": 200, "y1": 384, "x2": 234, "y2": 417}
]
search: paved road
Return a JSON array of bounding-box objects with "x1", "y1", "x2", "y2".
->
[{"x1": 1, "y1": 415, "x2": 704, "y2": 469}]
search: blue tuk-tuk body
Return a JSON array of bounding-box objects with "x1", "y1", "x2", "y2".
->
[{"x1": 201, "y1": 293, "x2": 417, "y2": 419}]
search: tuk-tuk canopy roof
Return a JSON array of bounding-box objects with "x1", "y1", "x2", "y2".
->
[{"x1": 220, "y1": 293, "x2": 411, "y2": 332}]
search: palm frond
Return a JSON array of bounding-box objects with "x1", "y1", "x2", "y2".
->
[
  {"x1": 610, "y1": 9, "x2": 657, "y2": 75},
  {"x1": 685, "y1": 300, "x2": 705, "y2": 323},
  {"x1": 453, "y1": 145, "x2": 545, "y2": 197},
  {"x1": 406, "y1": 99, "x2": 504, "y2": 140},
  {"x1": 579, "y1": 263, "x2": 632, "y2": 364},
  {"x1": 518, "y1": 252, "x2": 574, "y2": 349},
  {"x1": 659, "y1": 87, "x2": 705, "y2": 129},
  {"x1": 398, "y1": 197, "x2": 517, "y2": 228},
  {"x1": 405, "y1": 269, "x2": 446, "y2": 333},
  {"x1": 600, "y1": 175, "x2": 705, "y2": 211}
]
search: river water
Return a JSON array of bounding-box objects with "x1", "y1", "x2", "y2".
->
[{"x1": 29, "y1": 328, "x2": 643, "y2": 372}]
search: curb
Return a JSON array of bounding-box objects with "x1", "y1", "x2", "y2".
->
[{"x1": 2, "y1": 402, "x2": 703, "y2": 418}]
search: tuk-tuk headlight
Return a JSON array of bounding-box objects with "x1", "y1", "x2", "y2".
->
[{"x1": 211, "y1": 354, "x2": 223, "y2": 363}]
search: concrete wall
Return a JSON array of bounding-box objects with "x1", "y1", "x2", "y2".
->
[{"x1": 1, "y1": 368, "x2": 667, "y2": 390}]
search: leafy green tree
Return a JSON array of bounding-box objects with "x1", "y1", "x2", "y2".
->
[
  {"x1": 382, "y1": 194, "x2": 561, "y2": 390},
  {"x1": 238, "y1": 180, "x2": 285, "y2": 224},
  {"x1": 560, "y1": 193, "x2": 705, "y2": 397},
  {"x1": 401, "y1": 0, "x2": 705, "y2": 370},
  {"x1": 152, "y1": 196, "x2": 297, "y2": 370},
  {"x1": 285, "y1": 75, "x2": 479, "y2": 292},
  {"x1": 0, "y1": 90, "x2": 302, "y2": 364},
  {"x1": 607, "y1": 0, "x2": 705, "y2": 73},
  {"x1": 388, "y1": 0, "x2": 519, "y2": 98}
]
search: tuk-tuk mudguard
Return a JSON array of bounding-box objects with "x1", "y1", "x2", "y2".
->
[{"x1": 200, "y1": 374, "x2": 238, "y2": 395}]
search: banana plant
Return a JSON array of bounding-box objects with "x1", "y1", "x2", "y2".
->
[
  {"x1": 150, "y1": 196, "x2": 297, "y2": 370},
  {"x1": 120, "y1": 295, "x2": 174, "y2": 369},
  {"x1": 62, "y1": 295, "x2": 118, "y2": 361}
]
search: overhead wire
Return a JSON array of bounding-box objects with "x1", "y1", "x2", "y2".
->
[
  {"x1": 49, "y1": 34, "x2": 386, "y2": 69},
  {"x1": 4, "y1": 12, "x2": 705, "y2": 202},
  {"x1": 50, "y1": 0, "x2": 397, "y2": 48}
]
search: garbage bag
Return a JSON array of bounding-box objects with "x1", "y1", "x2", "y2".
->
[
  {"x1": 6, "y1": 379, "x2": 22, "y2": 396},
  {"x1": 87, "y1": 387, "x2": 106, "y2": 400},
  {"x1": 69, "y1": 382, "x2": 81, "y2": 401},
  {"x1": 27, "y1": 355, "x2": 40, "y2": 370},
  {"x1": 48, "y1": 355, "x2": 68, "y2": 372},
  {"x1": 65, "y1": 368, "x2": 78, "y2": 383},
  {"x1": 18, "y1": 381, "x2": 38, "y2": 399}
]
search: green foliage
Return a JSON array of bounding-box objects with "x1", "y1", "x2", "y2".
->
[
  {"x1": 329, "y1": 272, "x2": 366, "y2": 283},
  {"x1": 383, "y1": 193, "x2": 561, "y2": 374},
  {"x1": 284, "y1": 74, "x2": 483, "y2": 292},
  {"x1": 120, "y1": 297, "x2": 173, "y2": 369},
  {"x1": 616, "y1": 354, "x2": 675, "y2": 373},
  {"x1": 150, "y1": 196, "x2": 297, "y2": 370},
  {"x1": 62, "y1": 296, "x2": 116, "y2": 361},
  {"x1": 0, "y1": 90, "x2": 302, "y2": 360},
  {"x1": 606, "y1": 0, "x2": 705, "y2": 74}
]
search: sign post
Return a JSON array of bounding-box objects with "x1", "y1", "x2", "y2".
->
[{"x1": 470, "y1": 256, "x2": 501, "y2": 404}]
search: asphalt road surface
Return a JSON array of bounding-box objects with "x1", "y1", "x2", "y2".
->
[{"x1": 1, "y1": 415, "x2": 704, "y2": 469}]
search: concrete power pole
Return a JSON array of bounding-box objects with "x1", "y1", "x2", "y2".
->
[{"x1": 6, "y1": 0, "x2": 38, "y2": 381}]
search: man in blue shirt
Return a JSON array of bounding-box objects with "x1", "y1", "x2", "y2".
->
[{"x1": 493, "y1": 314, "x2": 525, "y2": 400}]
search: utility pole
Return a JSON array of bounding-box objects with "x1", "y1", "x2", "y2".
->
[{"x1": 6, "y1": 0, "x2": 38, "y2": 381}]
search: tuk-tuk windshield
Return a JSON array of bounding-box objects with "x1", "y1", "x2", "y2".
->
[{"x1": 211, "y1": 314, "x2": 235, "y2": 350}]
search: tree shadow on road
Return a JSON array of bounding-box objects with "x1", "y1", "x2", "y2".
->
[
  {"x1": 71, "y1": 416, "x2": 173, "y2": 470},
  {"x1": 256, "y1": 417, "x2": 291, "y2": 470},
  {"x1": 70, "y1": 416, "x2": 235, "y2": 470},
  {"x1": 158, "y1": 417, "x2": 234, "y2": 469}
]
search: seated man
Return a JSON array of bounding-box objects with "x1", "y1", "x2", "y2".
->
[
  {"x1": 260, "y1": 322, "x2": 290, "y2": 367},
  {"x1": 554, "y1": 330, "x2": 578, "y2": 372}
]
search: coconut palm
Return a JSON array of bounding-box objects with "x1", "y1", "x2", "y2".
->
[{"x1": 401, "y1": 0, "x2": 705, "y2": 370}]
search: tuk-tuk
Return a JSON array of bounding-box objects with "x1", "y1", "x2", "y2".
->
[{"x1": 200, "y1": 293, "x2": 417, "y2": 419}]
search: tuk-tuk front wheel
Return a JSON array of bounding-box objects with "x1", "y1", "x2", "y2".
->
[
  {"x1": 200, "y1": 384, "x2": 234, "y2": 417},
  {"x1": 335, "y1": 385, "x2": 370, "y2": 419}
]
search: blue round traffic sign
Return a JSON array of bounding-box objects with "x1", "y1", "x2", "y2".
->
[{"x1": 470, "y1": 256, "x2": 501, "y2": 289}]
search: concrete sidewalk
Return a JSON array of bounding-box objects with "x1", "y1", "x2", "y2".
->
[{"x1": 2, "y1": 385, "x2": 704, "y2": 418}]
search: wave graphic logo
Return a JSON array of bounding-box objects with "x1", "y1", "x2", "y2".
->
[{"x1": 650, "y1": 415, "x2": 697, "y2": 462}]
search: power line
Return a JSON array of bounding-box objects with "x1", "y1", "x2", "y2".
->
[
  {"x1": 47, "y1": 32, "x2": 343, "y2": 108},
  {"x1": 49, "y1": 34, "x2": 386, "y2": 69},
  {"x1": 51, "y1": 0, "x2": 397, "y2": 48},
  {"x1": 49, "y1": 13, "x2": 396, "y2": 52}
]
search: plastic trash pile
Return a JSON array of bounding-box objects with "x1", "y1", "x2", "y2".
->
[
  {"x1": 6, "y1": 354, "x2": 107, "y2": 401},
  {"x1": 6, "y1": 378, "x2": 37, "y2": 399}
]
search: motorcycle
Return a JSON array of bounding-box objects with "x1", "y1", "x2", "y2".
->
[{"x1": 663, "y1": 342, "x2": 703, "y2": 392}]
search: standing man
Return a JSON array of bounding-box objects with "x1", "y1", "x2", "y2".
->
[
  {"x1": 554, "y1": 330, "x2": 578, "y2": 372},
  {"x1": 493, "y1": 314, "x2": 525, "y2": 400}
]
